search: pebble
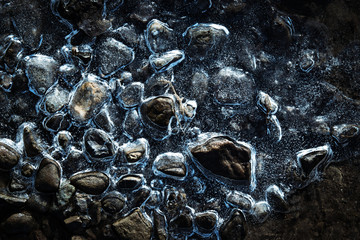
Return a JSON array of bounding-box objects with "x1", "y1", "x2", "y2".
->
[
  {"x1": 251, "y1": 201, "x2": 271, "y2": 222},
  {"x1": 70, "y1": 171, "x2": 110, "y2": 195},
  {"x1": 23, "y1": 125, "x2": 44, "y2": 157},
  {"x1": 21, "y1": 163, "x2": 35, "y2": 177},
  {"x1": 43, "y1": 113, "x2": 69, "y2": 132},
  {"x1": 112, "y1": 208, "x2": 152, "y2": 240},
  {"x1": 69, "y1": 74, "x2": 109, "y2": 123},
  {"x1": 145, "y1": 19, "x2": 176, "y2": 53},
  {"x1": 140, "y1": 96, "x2": 175, "y2": 128},
  {"x1": 35, "y1": 157, "x2": 62, "y2": 193},
  {"x1": 296, "y1": 145, "x2": 332, "y2": 176},
  {"x1": 169, "y1": 209, "x2": 193, "y2": 234},
  {"x1": 42, "y1": 85, "x2": 69, "y2": 114},
  {"x1": 118, "y1": 82, "x2": 144, "y2": 108},
  {"x1": 220, "y1": 209, "x2": 247, "y2": 240},
  {"x1": 226, "y1": 191, "x2": 254, "y2": 211},
  {"x1": 56, "y1": 182, "x2": 76, "y2": 207},
  {"x1": 123, "y1": 110, "x2": 144, "y2": 139},
  {"x1": 121, "y1": 138, "x2": 149, "y2": 164},
  {"x1": 117, "y1": 174, "x2": 143, "y2": 190},
  {"x1": 1, "y1": 212, "x2": 37, "y2": 235},
  {"x1": 132, "y1": 187, "x2": 151, "y2": 207},
  {"x1": 84, "y1": 128, "x2": 115, "y2": 160},
  {"x1": 331, "y1": 124, "x2": 360, "y2": 146},
  {"x1": 153, "y1": 152, "x2": 187, "y2": 180},
  {"x1": 195, "y1": 211, "x2": 218, "y2": 234},
  {"x1": 0, "y1": 141, "x2": 20, "y2": 171},
  {"x1": 101, "y1": 191, "x2": 126, "y2": 213},
  {"x1": 149, "y1": 50, "x2": 185, "y2": 73}
]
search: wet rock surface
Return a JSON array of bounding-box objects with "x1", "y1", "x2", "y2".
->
[{"x1": 1, "y1": 0, "x2": 360, "y2": 239}]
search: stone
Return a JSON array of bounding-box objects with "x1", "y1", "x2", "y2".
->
[
  {"x1": 121, "y1": 138, "x2": 149, "y2": 164},
  {"x1": 43, "y1": 113, "x2": 70, "y2": 132},
  {"x1": 132, "y1": 187, "x2": 151, "y2": 207},
  {"x1": 112, "y1": 208, "x2": 152, "y2": 240},
  {"x1": 42, "y1": 85, "x2": 69, "y2": 113},
  {"x1": 220, "y1": 209, "x2": 247, "y2": 240},
  {"x1": 56, "y1": 183, "x2": 76, "y2": 207},
  {"x1": 149, "y1": 50, "x2": 185, "y2": 73},
  {"x1": 1, "y1": 212, "x2": 37, "y2": 235},
  {"x1": 23, "y1": 125, "x2": 43, "y2": 157},
  {"x1": 64, "y1": 216, "x2": 83, "y2": 232},
  {"x1": 190, "y1": 71, "x2": 209, "y2": 102},
  {"x1": 145, "y1": 19, "x2": 177, "y2": 53},
  {"x1": 190, "y1": 136, "x2": 253, "y2": 182},
  {"x1": 226, "y1": 191, "x2": 254, "y2": 211},
  {"x1": 21, "y1": 163, "x2": 35, "y2": 177},
  {"x1": 331, "y1": 124, "x2": 360, "y2": 146},
  {"x1": 257, "y1": 91, "x2": 278, "y2": 115},
  {"x1": 297, "y1": 145, "x2": 332, "y2": 176},
  {"x1": 195, "y1": 211, "x2": 217, "y2": 234},
  {"x1": 69, "y1": 74, "x2": 109, "y2": 123},
  {"x1": 84, "y1": 128, "x2": 115, "y2": 160},
  {"x1": 118, "y1": 82, "x2": 144, "y2": 108},
  {"x1": 123, "y1": 110, "x2": 143, "y2": 139},
  {"x1": 70, "y1": 171, "x2": 110, "y2": 195},
  {"x1": 0, "y1": 141, "x2": 20, "y2": 171},
  {"x1": 97, "y1": 38, "x2": 134, "y2": 76},
  {"x1": 251, "y1": 201, "x2": 271, "y2": 222},
  {"x1": 265, "y1": 185, "x2": 289, "y2": 212},
  {"x1": 94, "y1": 108, "x2": 113, "y2": 132},
  {"x1": 153, "y1": 210, "x2": 167, "y2": 240},
  {"x1": 101, "y1": 191, "x2": 125, "y2": 213},
  {"x1": 26, "y1": 194, "x2": 51, "y2": 213},
  {"x1": 9, "y1": 177, "x2": 26, "y2": 192},
  {"x1": 153, "y1": 152, "x2": 187, "y2": 179},
  {"x1": 117, "y1": 175, "x2": 143, "y2": 190},
  {"x1": 140, "y1": 96, "x2": 175, "y2": 128},
  {"x1": 169, "y1": 211, "x2": 193, "y2": 233},
  {"x1": 0, "y1": 193, "x2": 27, "y2": 207},
  {"x1": 25, "y1": 54, "x2": 58, "y2": 95},
  {"x1": 35, "y1": 157, "x2": 61, "y2": 193},
  {"x1": 56, "y1": 131, "x2": 73, "y2": 150}
]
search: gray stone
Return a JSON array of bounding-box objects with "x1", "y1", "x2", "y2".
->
[
  {"x1": 84, "y1": 128, "x2": 115, "y2": 160},
  {"x1": 153, "y1": 152, "x2": 187, "y2": 179},
  {"x1": 70, "y1": 171, "x2": 109, "y2": 195},
  {"x1": 23, "y1": 125, "x2": 43, "y2": 157}
]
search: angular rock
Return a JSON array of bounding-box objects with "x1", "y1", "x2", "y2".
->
[
  {"x1": 94, "y1": 108, "x2": 113, "y2": 133},
  {"x1": 220, "y1": 209, "x2": 247, "y2": 240},
  {"x1": 112, "y1": 208, "x2": 152, "y2": 240},
  {"x1": 69, "y1": 74, "x2": 109, "y2": 123},
  {"x1": 149, "y1": 50, "x2": 185, "y2": 73},
  {"x1": 35, "y1": 157, "x2": 61, "y2": 193},
  {"x1": 140, "y1": 96, "x2": 175, "y2": 128},
  {"x1": 265, "y1": 185, "x2": 289, "y2": 212},
  {"x1": 56, "y1": 182, "x2": 76, "y2": 207},
  {"x1": 132, "y1": 187, "x2": 151, "y2": 207},
  {"x1": 153, "y1": 152, "x2": 187, "y2": 179},
  {"x1": 25, "y1": 54, "x2": 58, "y2": 95},
  {"x1": 296, "y1": 145, "x2": 332, "y2": 176},
  {"x1": 56, "y1": 131, "x2": 73, "y2": 150},
  {"x1": 195, "y1": 211, "x2": 218, "y2": 234},
  {"x1": 118, "y1": 82, "x2": 144, "y2": 108},
  {"x1": 43, "y1": 113, "x2": 70, "y2": 132},
  {"x1": 101, "y1": 191, "x2": 125, "y2": 213},
  {"x1": 97, "y1": 38, "x2": 134, "y2": 76},
  {"x1": 84, "y1": 128, "x2": 115, "y2": 160},
  {"x1": 331, "y1": 124, "x2": 360, "y2": 146},
  {"x1": 23, "y1": 125, "x2": 43, "y2": 157},
  {"x1": 117, "y1": 174, "x2": 143, "y2": 190},
  {"x1": 0, "y1": 141, "x2": 20, "y2": 171},
  {"x1": 189, "y1": 136, "x2": 253, "y2": 182},
  {"x1": 70, "y1": 171, "x2": 110, "y2": 195}
]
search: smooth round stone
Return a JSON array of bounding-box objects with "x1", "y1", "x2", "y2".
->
[
  {"x1": 101, "y1": 191, "x2": 125, "y2": 213},
  {"x1": 251, "y1": 201, "x2": 271, "y2": 222},
  {"x1": 140, "y1": 96, "x2": 175, "y2": 128},
  {"x1": 118, "y1": 82, "x2": 144, "y2": 108},
  {"x1": 195, "y1": 211, "x2": 218, "y2": 234},
  {"x1": 0, "y1": 141, "x2": 20, "y2": 171},
  {"x1": 153, "y1": 152, "x2": 187, "y2": 180},
  {"x1": 121, "y1": 138, "x2": 149, "y2": 164},
  {"x1": 35, "y1": 157, "x2": 61, "y2": 193},
  {"x1": 145, "y1": 19, "x2": 176, "y2": 53},
  {"x1": 226, "y1": 191, "x2": 254, "y2": 211},
  {"x1": 42, "y1": 85, "x2": 69, "y2": 113},
  {"x1": 149, "y1": 50, "x2": 185, "y2": 73},
  {"x1": 23, "y1": 125, "x2": 43, "y2": 157},
  {"x1": 117, "y1": 174, "x2": 143, "y2": 190},
  {"x1": 21, "y1": 163, "x2": 35, "y2": 177},
  {"x1": 2, "y1": 212, "x2": 37, "y2": 235},
  {"x1": 70, "y1": 171, "x2": 110, "y2": 195}
]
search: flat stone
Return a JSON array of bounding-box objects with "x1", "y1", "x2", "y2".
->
[
  {"x1": 153, "y1": 152, "x2": 187, "y2": 179},
  {"x1": 84, "y1": 128, "x2": 115, "y2": 160},
  {"x1": 122, "y1": 139, "x2": 148, "y2": 164},
  {"x1": 112, "y1": 208, "x2": 152, "y2": 240},
  {"x1": 117, "y1": 174, "x2": 143, "y2": 190},
  {"x1": 2, "y1": 212, "x2": 37, "y2": 235},
  {"x1": 70, "y1": 171, "x2": 109, "y2": 195},
  {"x1": 0, "y1": 141, "x2": 20, "y2": 171},
  {"x1": 190, "y1": 136, "x2": 252, "y2": 181},
  {"x1": 23, "y1": 125, "x2": 43, "y2": 157},
  {"x1": 195, "y1": 211, "x2": 217, "y2": 233},
  {"x1": 101, "y1": 191, "x2": 125, "y2": 213},
  {"x1": 35, "y1": 157, "x2": 61, "y2": 193},
  {"x1": 69, "y1": 74, "x2": 109, "y2": 123},
  {"x1": 220, "y1": 209, "x2": 247, "y2": 240},
  {"x1": 140, "y1": 96, "x2": 175, "y2": 128}
]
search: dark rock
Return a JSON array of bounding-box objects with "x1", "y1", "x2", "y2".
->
[
  {"x1": 101, "y1": 191, "x2": 125, "y2": 213},
  {"x1": 153, "y1": 210, "x2": 167, "y2": 240},
  {"x1": 190, "y1": 136, "x2": 252, "y2": 181},
  {"x1": 297, "y1": 146, "x2": 331, "y2": 176},
  {"x1": 23, "y1": 125, "x2": 43, "y2": 157},
  {"x1": 0, "y1": 142, "x2": 20, "y2": 171},
  {"x1": 169, "y1": 211, "x2": 193, "y2": 233},
  {"x1": 0, "y1": 193, "x2": 27, "y2": 207},
  {"x1": 226, "y1": 191, "x2": 254, "y2": 211},
  {"x1": 94, "y1": 109, "x2": 113, "y2": 132},
  {"x1": 64, "y1": 216, "x2": 83, "y2": 233},
  {"x1": 27, "y1": 194, "x2": 51, "y2": 213},
  {"x1": 195, "y1": 211, "x2": 217, "y2": 234},
  {"x1": 252, "y1": 201, "x2": 271, "y2": 222},
  {"x1": 118, "y1": 82, "x2": 144, "y2": 108},
  {"x1": 35, "y1": 157, "x2": 61, "y2": 193},
  {"x1": 140, "y1": 96, "x2": 175, "y2": 128},
  {"x1": 70, "y1": 171, "x2": 110, "y2": 195},
  {"x1": 43, "y1": 113, "x2": 70, "y2": 132},
  {"x1": 117, "y1": 174, "x2": 143, "y2": 190},
  {"x1": 56, "y1": 131, "x2": 72, "y2": 150},
  {"x1": 153, "y1": 152, "x2": 187, "y2": 179},
  {"x1": 220, "y1": 209, "x2": 247, "y2": 240},
  {"x1": 21, "y1": 163, "x2": 35, "y2": 177},
  {"x1": 9, "y1": 177, "x2": 26, "y2": 192},
  {"x1": 149, "y1": 50, "x2": 185, "y2": 73},
  {"x1": 56, "y1": 182, "x2": 76, "y2": 207},
  {"x1": 84, "y1": 128, "x2": 115, "y2": 160},
  {"x1": 1, "y1": 212, "x2": 37, "y2": 235},
  {"x1": 331, "y1": 124, "x2": 360, "y2": 146},
  {"x1": 42, "y1": 85, "x2": 69, "y2": 113},
  {"x1": 112, "y1": 208, "x2": 152, "y2": 240},
  {"x1": 122, "y1": 139, "x2": 148, "y2": 164},
  {"x1": 265, "y1": 185, "x2": 289, "y2": 213},
  {"x1": 164, "y1": 187, "x2": 187, "y2": 215},
  {"x1": 132, "y1": 187, "x2": 151, "y2": 207}
]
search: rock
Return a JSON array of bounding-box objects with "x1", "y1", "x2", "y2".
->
[
  {"x1": 56, "y1": 182, "x2": 76, "y2": 207},
  {"x1": 56, "y1": 131, "x2": 72, "y2": 150},
  {"x1": 118, "y1": 82, "x2": 144, "y2": 108},
  {"x1": 101, "y1": 191, "x2": 125, "y2": 213},
  {"x1": 71, "y1": 45, "x2": 93, "y2": 65},
  {"x1": 145, "y1": 19, "x2": 177, "y2": 53},
  {"x1": 9, "y1": 177, "x2": 26, "y2": 192},
  {"x1": 331, "y1": 124, "x2": 360, "y2": 146},
  {"x1": 226, "y1": 191, "x2": 254, "y2": 211},
  {"x1": 169, "y1": 210, "x2": 193, "y2": 233},
  {"x1": 123, "y1": 110, "x2": 144, "y2": 139},
  {"x1": 117, "y1": 174, "x2": 143, "y2": 190},
  {"x1": 1, "y1": 212, "x2": 37, "y2": 235},
  {"x1": 153, "y1": 152, "x2": 187, "y2": 179},
  {"x1": 190, "y1": 70, "x2": 209, "y2": 102},
  {"x1": 23, "y1": 125, "x2": 43, "y2": 157},
  {"x1": 69, "y1": 74, "x2": 109, "y2": 123},
  {"x1": 296, "y1": 145, "x2": 332, "y2": 176},
  {"x1": 0, "y1": 193, "x2": 27, "y2": 207},
  {"x1": 220, "y1": 209, "x2": 247, "y2": 240},
  {"x1": 189, "y1": 136, "x2": 254, "y2": 182},
  {"x1": 84, "y1": 128, "x2": 115, "y2": 160},
  {"x1": 43, "y1": 113, "x2": 70, "y2": 132},
  {"x1": 132, "y1": 187, "x2": 151, "y2": 207},
  {"x1": 265, "y1": 185, "x2": 289, "y2": 212},
  {"x1": 35, "y1": 157, "x2": 61, "y2": 193},
  {"x1": 153, "y1": 210, "x2": 167, "y2": 240},
  {"x1": 149, "y1": 50, "x2": 185, "y2": 73},
  {"x1": 251, "y1": 201, "x2": 271, "y2": 222},
  {"x1": 257, "y1": 91, "x2": 278, "y2": 115},
  {"x1": 213, "y1": 67, "x2": 255, "y2": 106},
  {"x1": 26, "y1": 194, "x2": 51, "y2": 213},
  {"x1": 164, "y1": 187, "x2": 187, "y2": 215},
  {"x1": 94, "y1": 108, "x2": 113, "y2": 132},
  {"x1": 195, "y1": 211, "x2": 218, "y2": 234},
  {"x1": 0, "y1": 141, "x2": 20, "y2": 171},
  {"x1": 21, "y1": 163, "x2": 35, "y2": 177},
  {"x1": 70, "y1": 171, "x2": 110, "y2": 195},
  {"x1": 64, "y1": 216, "x2": 83, "y2": 233},
  {"x1": 140, "y1": 96, "x2": 175, "y2": 128},
  {"x1": 24, "y1": 54, "x2": 58, "y2": 95},
  {"x1": 121, "y1": 138, "x2": 149, "y2": 164},
  {"x1": 112, "y1": 208, "x2": 152, "y2": 240},
  {"x1": 96, "y1": 38, "x2": 134, "y2": 76},
  {"x1": 42, "y1": 85, "x2": 69, "y2": 113}
]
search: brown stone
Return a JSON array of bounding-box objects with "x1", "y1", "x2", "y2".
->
[
  {"x1": 70, "y1": 171, "x2": 109, "y2": 195},
  {"x1": 220, "y1": 209, "x2": 247, "y2": 240},
  {"x1": 23, "y1": 126, "x2": 43, "y2": 157},
  {"x1": 35, "y1": 157, "x2": 61, "y2": 193},
  {"x1": 141, "y1": 97, "x2": 175, "y2": 128},
  {"x1": 0, "y1": 142, "x2": 20, "y2": 171}
]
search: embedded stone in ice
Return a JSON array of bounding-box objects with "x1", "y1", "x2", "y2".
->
[
  {"x1": 0, "y1": 140, "x2": 20, "y2": 171},
  {"x1": 116, "y1": 174, "x2": 143, "y2": 190},
  {"x1": 42, "y1": 85, "x2": 69, "y2": 114},
  {"x1": 144, "y1": 72, "x2": 173, "y2": 97},
  {"x1": 296, "y1": 145, "x2": 333, "y2": 177},
  {"x1": 153, "y1": 152, "x2": 187, "y2": 180},
  {"x1": 251, "y1": 201, "x2": 271, "y2": 223},
  {"x1": 1, "y1": 35, "x2": 23, "y2": 70},
  {"x1": 220, "y1": 209, "x2": 247, "y2": 240},
  {"x1": 84, "y1": 128, "x2": 115, "y2": 160},
  {"x1": 69, "y1": 74, "x2": 109, "y2": 123},
  {"x1": 226, "y1": 191, "x2": 254, "y2": 211},
  {"x1": 118, "y1": 82, "x2": 144, "y2": 108},
  {"x1": 70, "y1": 171, "x2": 110, "y2": 195},
  {"x1": 257, "y1": 91, "x2": 278, "y2": 115},
  {"x1": 265, "y1": 185, "x2": 289, "y2": 212},
  {"x1": 190, "y1": 70, "x2": 209, "y2": 102},
  {"x1": 194, "y1": 211, "x2": 218, "y2": 235},
  {"x1": 331, "y1": 124, "x2": 360, "y2": 146},
  {"x1": 43, "y1": 113, "x2": 70, "y2": 132},
  {"x1": 101, "y1": 191, "x2": 126, "y2": 213},
  {"x1": 22, "y1": 125, "x2": 44, "y2": 158},
  {"x1": 71, "y1": 45, "x2": 93, "y2": 66},
  {"x1": 189, "y1": 135, "x2": 256, "y2": 185},
  {"x1": 24, "y1": 54, "x2": 58, "y2": 96},
  {"x1": 149, "y1": 50, "x2": 185, "y2": 73},
  {"x1": 145, "y1": 19, "x2": 176, "y2": 53},
  {"x1": 120, "y1": 138, "x2": 149, "y2": 164},
  {"x1": 169, "y1": 208, "x2": 194, "y2": 234},
  {"x1": 213, "y1": 67, "x2": 255, "y2": 106},
  {"x1": 55, "y1": 131, "x2": 72, "y2": 151},
  {"x1": 140, "y1": 96, "x2": 175, "y2": 129},
  {"x1": 35, "y1": 157, "x2": 62, "y2": 193},
  {"x1": 94, "y1": 108, "x2": 114, "y2": 133},
  {"x1": 183, "y1": 23, "x2": 229, "y2": 57},
  {"x1": 123, "y1": 110, "x2": 143, "y2": 139},
  {"x1": 96, "y1": 37, "x2": 134, "y2": 76}
]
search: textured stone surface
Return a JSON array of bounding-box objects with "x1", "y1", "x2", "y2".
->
[{"x1": 70, "y1": 171, "x2": 109, "y2": 195}]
